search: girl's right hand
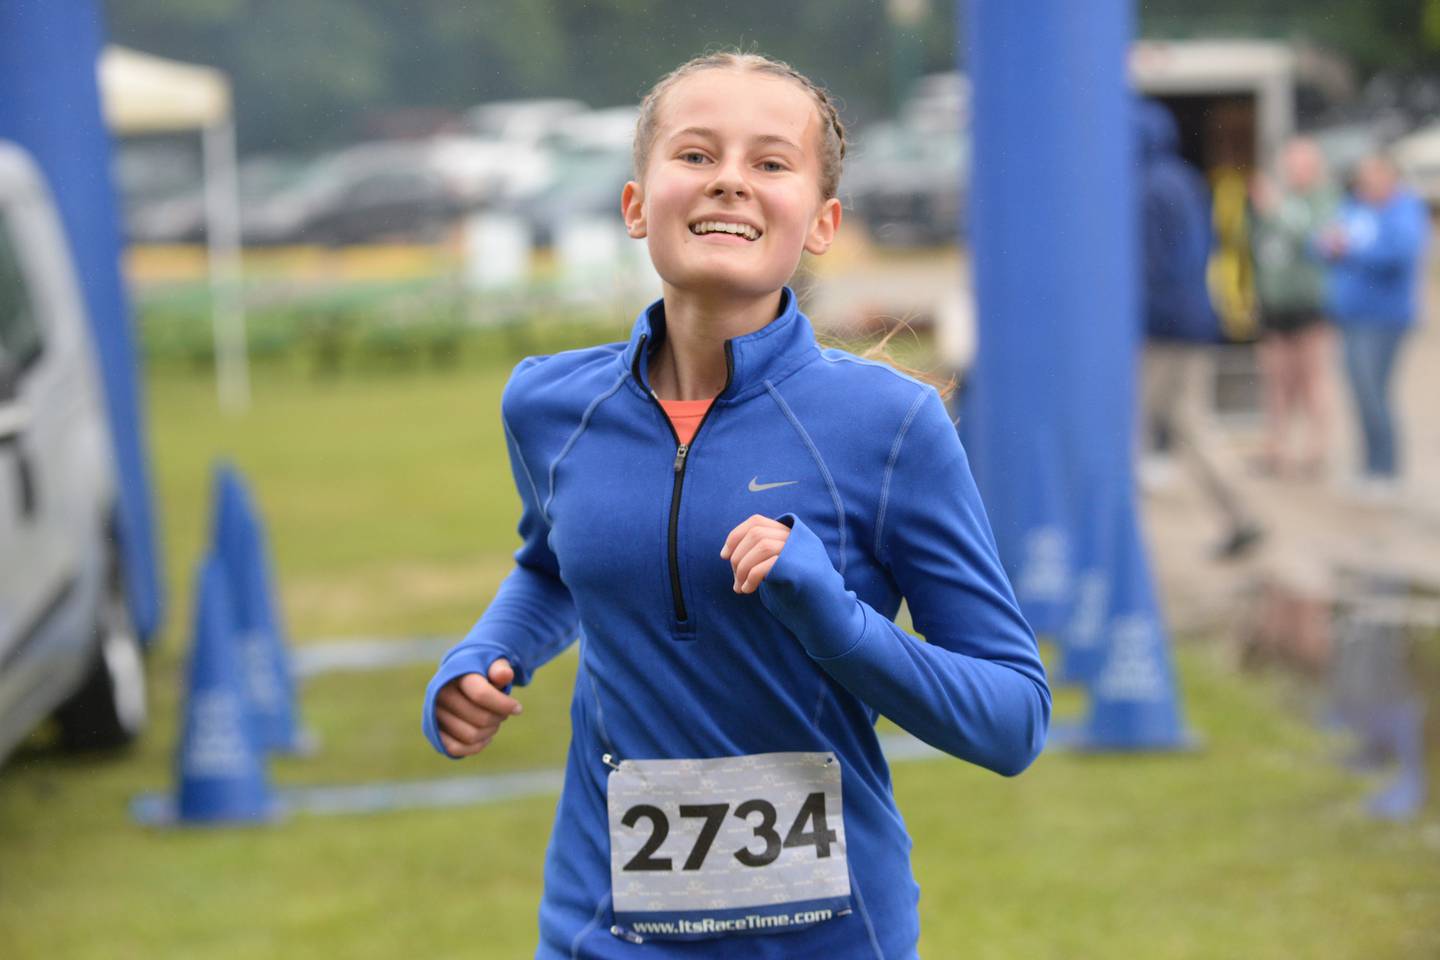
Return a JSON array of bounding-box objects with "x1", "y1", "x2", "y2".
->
[{"x1": 434, "y1": 658, "x2": 522, "y2": 758}]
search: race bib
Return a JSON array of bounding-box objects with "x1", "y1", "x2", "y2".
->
[{"x1": 606, "y1": 751, "x2": 851, "y2": 941}]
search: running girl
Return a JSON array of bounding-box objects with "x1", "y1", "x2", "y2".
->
[{"x1": 424, "y1": 51, "x2": 1050, "y2": 958}]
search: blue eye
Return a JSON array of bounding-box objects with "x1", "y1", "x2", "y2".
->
[
  {"x1": 680, "y1": 152, "x2": 708, "y2": 164},
  {"x1": 760, "y1": 160, "x2": 786, "y2": 172}
]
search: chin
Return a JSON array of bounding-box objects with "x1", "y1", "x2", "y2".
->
[
  {"x1": 660, "y1": 268, "x2": 789, "y2": 302},
  {"x1": 657, "y1": 258, "x2": 800, "y2": 302}
]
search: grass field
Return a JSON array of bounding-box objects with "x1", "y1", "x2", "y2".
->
[{"x1": 1, "y1": 335, "x2": 1438, "y2": 959}]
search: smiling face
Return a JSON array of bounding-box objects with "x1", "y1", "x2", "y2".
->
[
  {"x1": 1355, "y1": 155, "x2": 1398, "y2": 205},
  {"x1": 1281, "y1": 138, "x2": 1323, "y2": 192},
  {"x1": 621, "y1": 68, "x2": 842, "y2": 304}
]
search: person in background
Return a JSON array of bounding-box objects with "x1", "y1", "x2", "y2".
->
[
  {"x1": 1137, "y1": 98, "x2": 1264, "y2": 560},
  {"x1": 1250, "y1": 137, "x2": 1340, "y2": 479},
  {"x1": 1316, "y1": 153, "x2": 1428, "y2": 500}
]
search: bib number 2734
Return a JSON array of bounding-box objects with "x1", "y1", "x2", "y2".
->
[
  {"x1": 621, "y1": 790, "x2": 835, "y2": 872},
  {"x1": 606, "y1": 752, "x2": 851, "y2": 941}
]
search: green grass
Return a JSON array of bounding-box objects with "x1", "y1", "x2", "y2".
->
[{"x1": 1, "y1": 344, "x2": 1437, "y2": 959}]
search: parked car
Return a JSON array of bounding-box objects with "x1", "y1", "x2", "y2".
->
[
  {"x1": 0, "y1": 140, "x2": 146, "y2": 764},
  {"x1": 902, "y1": 72, "x2": 969, "y2": 135},
  {"x1": 114, "y1": 139, "x2": 200, "y2": 242},
  {"x1": 125, "y1": 155, "x2": 307, "y2": 245},
  {"x1": 463, "y1": 97, "x2": 588, "y2": 146},
  {"x1": 501, "y1": 145, "x2": 633, "y2": 249},
  {"x1": 541, "y1": 105, "x2": 641, "y2": 154},
  {"x1": 244, "y1": 137, "x2": 549, "y2": 246},
  {"x1": 843, "y1": 121, "x2": 968, "y2": 247}
]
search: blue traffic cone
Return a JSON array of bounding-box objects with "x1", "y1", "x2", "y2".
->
[
  {"x1": 175, "y1": 554, "x2": 278, "y2": 823},
  {"x1": 1053, "y1": 509, "x2": 1195, "y2": 752},
  {"x1": 211, "y1": 462, "x2": 307, "y2": 754}
]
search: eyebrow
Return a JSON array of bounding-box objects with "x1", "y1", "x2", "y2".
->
[{"x1": 668, "y1": 126, "x2": 802, "y2": 152}]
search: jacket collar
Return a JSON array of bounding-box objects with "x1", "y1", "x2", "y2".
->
[{"x1": 621, "y1": 286, "x2": 818, "y2": 404}]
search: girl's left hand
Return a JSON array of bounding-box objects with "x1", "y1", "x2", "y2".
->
[{"x1": 721, "y1": 515, "x2": 791, "y2": 594}]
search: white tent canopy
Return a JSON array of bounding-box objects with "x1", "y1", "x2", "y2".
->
[
  {"x1": 98, "y1": 45, "x2": 248, "y2": 412},
  {"x1": 99, "y1": 46, "x2": 231, "y2": 134}
]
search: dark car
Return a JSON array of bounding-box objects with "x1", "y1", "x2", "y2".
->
[
  {"x1": 843, "y1": 122, "x2": 969, "y2": 247},
  {"x1": 297, "y1": 165, "x2": 459, "y2": 246},
  {"x1": 245, "y1": 140, "x2": 498, "y2": 246},
  {"x1": 124, "y1": 156, "x2": 306, "y2": 245}
]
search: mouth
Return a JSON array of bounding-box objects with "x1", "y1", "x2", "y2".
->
[{"x1": 688, "y1": 218, "x2": 762, "y2": 242}]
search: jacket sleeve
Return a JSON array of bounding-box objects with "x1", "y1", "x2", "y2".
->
[
  {"x1": 421, "y1": 372, "x2": 579, "y2": 758},
  {"x1": 757, "y1": 390, "x2": 1050, "y2": 776},
  {"x1": 1142, "y1": 165, "x2": 1218, "y2": 342}
]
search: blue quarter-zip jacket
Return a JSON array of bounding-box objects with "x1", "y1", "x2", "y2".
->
[
  {"x1": 1325, "y1": 189, "x2": 1428, "y2": 328},
  {"x1": 423, "y1": 287, "x2": 1050, "y2": 958}
]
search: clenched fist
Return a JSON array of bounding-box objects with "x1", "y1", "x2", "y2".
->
[
  {"x1": 434, "y1": 658, "x2": 522, "y2": 758},
  {"x1": 721, "y1": 514, "x2": 792, "y2": 594}
]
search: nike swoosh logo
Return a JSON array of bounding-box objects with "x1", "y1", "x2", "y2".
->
[{"x1": 748, "y1": 477, "x2": 798, "y2": 492}]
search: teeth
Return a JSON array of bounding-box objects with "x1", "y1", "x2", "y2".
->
[{"x1": 690, "y1": 220, "x2": 759, "y2": 240}]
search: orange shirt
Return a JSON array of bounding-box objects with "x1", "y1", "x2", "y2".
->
[{"x1": 658, "y1": 397, "x2": 715, "y2": 445}]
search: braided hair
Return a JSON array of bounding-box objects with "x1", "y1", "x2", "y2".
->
[{"x1": 632, "y1": 51, "x2": 847, "y2": 200}]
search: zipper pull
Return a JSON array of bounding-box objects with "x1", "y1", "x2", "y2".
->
[{"x1": 673, "y1": 443, "x2": 689, "y2": 473}]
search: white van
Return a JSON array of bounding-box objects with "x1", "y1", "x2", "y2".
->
[{"x1": 0, "y1": 140, "x2": 146, "y2": 763}]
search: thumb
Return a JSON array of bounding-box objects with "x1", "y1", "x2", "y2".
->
[{"x1": 488, "y1": 657, "x2": 515, "y2": 690}]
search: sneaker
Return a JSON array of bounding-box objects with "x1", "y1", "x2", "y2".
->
[{"x1": 1139, "y1": 454, "x2": 1177, "y2": 493}]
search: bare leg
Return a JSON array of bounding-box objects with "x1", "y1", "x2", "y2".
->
[
  {"x1": 1173, "y1": 346, "x2": 1263, "y2": 556},
  {"x1": 1295, "y1": 323, "x2": 1334, "y2": 475},
  {"x1": 1258, "y1": 333, "x2": 1288, "y2": 472}
]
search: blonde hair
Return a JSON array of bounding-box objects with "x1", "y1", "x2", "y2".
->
[{"x1": 632, "y1": 50, "x2": 847, "y2": 200}]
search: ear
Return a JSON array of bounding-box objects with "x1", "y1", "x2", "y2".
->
[
  {"x1": 803, "y1": 197, "x2": 843, "y2": 255},
  {"x1": 621, "y1": 180, "x2": 647, "y2": 239}
]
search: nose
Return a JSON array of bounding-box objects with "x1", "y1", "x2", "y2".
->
[{"x1": 706, "y1": 158, "x2": 749, "y2": 200}]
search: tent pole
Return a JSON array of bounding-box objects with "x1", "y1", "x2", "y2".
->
[{"x1": 203, "y1": 118, "x2": 248, "y2": 412}]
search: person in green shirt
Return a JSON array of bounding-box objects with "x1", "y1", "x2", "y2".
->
[{"x1": 1250, "y1": 137, "x2": 1340, "y2": 478}]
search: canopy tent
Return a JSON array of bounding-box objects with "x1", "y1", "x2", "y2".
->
[
  {"x1": 99, "y1": 45, "x2": 248, "y2": 411},
  {"x1": 100, "y1": 46, "x2": 230, "y2": 133}
]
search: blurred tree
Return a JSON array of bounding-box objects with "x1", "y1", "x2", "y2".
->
[
  {"x1": 374, "y1": 0, "x2": 570, "y2": 107},
  {"x1": 108, "y1": 0, "x2": 952, "y2": 154},
  {"x1": 1140, "y1": 0, "x2": 1440, "y2": 74},
  {"x1": 1424, "y1": 0, "x2": 1440, "y2": 52},
  {"x1": 109, "y1": 0, "x2": 388, "y2": 151},
  {"x1": 106, "y1": 0, "x2": 1440, "y2": 155}
]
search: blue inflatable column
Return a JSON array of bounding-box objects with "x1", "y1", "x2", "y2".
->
[
  {"x1": 1066, "y1": 505, "x2": 1192, "y2": 750},
  {"x1": 967, "y1": 0, "x2": 1191, "y2": 747},
  {"x1": 963, "y1": 0, "x2": 1087, "y2": 637},
  {"x1": 0, "y1": 1, "x2": 164, "y2": 641}
]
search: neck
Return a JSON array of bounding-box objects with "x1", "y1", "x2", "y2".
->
[{"x1": 648, "y1": 286, "x2": 784, "y2": 401}]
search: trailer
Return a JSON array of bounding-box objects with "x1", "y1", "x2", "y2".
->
[{"x1": 1129, "y1": 40, "x2": 1350, "y2": 410}]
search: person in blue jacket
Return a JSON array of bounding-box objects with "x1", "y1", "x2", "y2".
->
[
  {"x1": 1316, "y1": 153, "x2": 1428, "y2": 496},
  {"x1": 1135, "y1": 98, "x2": 1263, "y2": 559},
  {"x1": 423, "y1": 50, "x2": 1050, "y2": 958}
]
